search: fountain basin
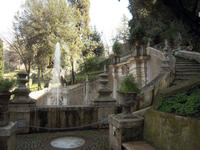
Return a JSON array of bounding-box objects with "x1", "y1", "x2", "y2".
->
[{"x1": 50, "y1": 136, "x2": 86, "y2": 149}]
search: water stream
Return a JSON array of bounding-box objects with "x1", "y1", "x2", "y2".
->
[{"x1": 48, "y1": 42, "x2": 62, "y2": 105}]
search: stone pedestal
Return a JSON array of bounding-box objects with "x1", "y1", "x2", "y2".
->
[
  {"x1": 109, "y1": 114, "x2": 144, "y2": 150},
  {"x1": 9, "y1": 71, "x2": 36, "y2": 134},
  {"x1": 0, "y1": 122, "x2": 16, "y2": 150},
  {"x1": 93, "y1": 67, "x2": 116, "y2": 122},
  {"x1": 9, "y1": 104, "x2": 35, "y2": 134}
]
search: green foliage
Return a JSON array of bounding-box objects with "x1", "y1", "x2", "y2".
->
[
  {"x1": 130, "y1": 21, "x2": 146, "y2": 44},
  {"x1": 112, "y1": 41, "x2": 123, "y2": 54},
  {"x1": 0, "y1": 78, "x2": 16, "y2": 93},
  {"x1": 128, "y1": 0, "x2": 200, "y2": 50},
  {"x1": 12, "y1": 0, "x2": 94, "y2": 84},
  {"x1": 157, "y1": 87, "x2": 200, "y2": 116},
  {"x1": 80, "y1": 56, "x2": 102, "y2": 73},
  {"x1": 82, "y1": 27, "x2": 104, "y2": 57},
  {"x1": 118, "y1": 74, "x2": 140, "y2": 93},
  {"x1": 76, "y1": 75, "x2": 96, "y2": 83}
]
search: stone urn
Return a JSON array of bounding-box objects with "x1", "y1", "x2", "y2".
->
[
  {"x1": 117, "y1": 91, "x2": 137, "y2": 114},
  {"x1": 0, "y1": 92, "x2": 11, "y2": 126}
]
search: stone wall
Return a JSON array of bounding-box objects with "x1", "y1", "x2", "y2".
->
[
  {"x1": 138, "y1": 71, "x2": 174, "y2": 109},
  {"x1": 109, "y1": 56, "x2": 150, "y2": 103},
  {"x1": 144, "y1": 109, "x2": 200, "y2": 150},
  {"x1": 9, "y1": 104, "x2": 117, "y2": 133},
  {"x1": 35, "y1": 79, "x2": 99, "y2": 106},
  {"x1": 146, "y1": 47, "x2": 165, "y2": 82}
]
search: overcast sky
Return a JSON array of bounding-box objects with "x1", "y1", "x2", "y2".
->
[{"x1": 0, "y1": 0, "x2": 131, "y2": 46}]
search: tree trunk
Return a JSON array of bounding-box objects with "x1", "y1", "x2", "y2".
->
[
  {"x1": 71, "y1": 60, "x2": 75, "y2": 84},
  {"x1": 37, "y1": 67, "x2": 41, "y2": 90}
]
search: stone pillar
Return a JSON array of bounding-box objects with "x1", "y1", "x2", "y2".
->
[
  {"x1": 84, "y1": 74, "x2": 89, "y2": 105},
  {"x1": 0, "y1": 93, "x2": 16, "y2": 150},
  {"x1": 109, "y1": 114, "x2": 144, "y2": 150},
  {"x1": 9, "y1": 71, "x2": 35, "y2": 134}
]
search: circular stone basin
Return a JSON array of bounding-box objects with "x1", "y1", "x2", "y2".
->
[{"x1": 50, "y1": 136, "x2": 85, "y2": 149}]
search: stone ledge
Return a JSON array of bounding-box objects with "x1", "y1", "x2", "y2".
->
[
  {"x1": 109, "y1": 114, "x2": 144, "y2": 129},
  {"x1": 122, "y1": 141, "x2": 155, "y2": 150}
]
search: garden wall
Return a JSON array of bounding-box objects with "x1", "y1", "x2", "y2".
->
[
  {"x1": 144, "y1": 109, "x2": 200, "y2": 150},
  {"x1": 35, "y1": 79, "x2": 99, "y2": 106}
]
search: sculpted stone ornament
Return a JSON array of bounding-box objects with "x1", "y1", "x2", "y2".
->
[
  {"x1": 10, "y1": 71, "x2": 35, "y2": 104},
  {"x1": 94, "y1": 65, "x2": 116, "y2": 105}
]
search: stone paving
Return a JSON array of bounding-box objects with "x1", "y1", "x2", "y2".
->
[{"x1": 16, "y1": 129, "x2": 109, "y2": 150}]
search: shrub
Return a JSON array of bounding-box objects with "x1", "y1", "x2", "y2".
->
[
  {"x1": 80, "y1": 56, "x2": 102, "y2": 73},
  {"x1": 112, "y1": 41, "x2": 123, "y2": 54},
  {"x1": 157, "y1": 87, "x2": 200, "y2": 116},
  {"x1": 118, "y1": 74, "x2": 140, "y2": 93},
  {"x1": 0, "y1": 78, "x2": 16, "y2": 93}
]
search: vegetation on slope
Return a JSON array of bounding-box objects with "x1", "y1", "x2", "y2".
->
[{"x1": 157, "y1": 86, "x2": 200, "y2": 116}]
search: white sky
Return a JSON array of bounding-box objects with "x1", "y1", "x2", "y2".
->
[{"x1": 0, "y1": 0, "x2": 131, "y2": 46}]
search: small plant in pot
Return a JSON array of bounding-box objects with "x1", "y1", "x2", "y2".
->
[
  {"x1": 112, "y1": 40, "x2": 122, "y2": 64},
  {"x1": 118, "y1": 74, "x2": 140, "y2": 114}
]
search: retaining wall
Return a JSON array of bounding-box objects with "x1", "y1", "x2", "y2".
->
[{"x1": 144, "y1": 109, "x2": 200, "y2": 150}]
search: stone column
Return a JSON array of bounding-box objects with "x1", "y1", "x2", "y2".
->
[
  {"x1": 0, "y1": 93, "x2": 16, "y2": 150},
  {"x1": 84, "y1": 74, "x2": 89, "y2": 105},
  {"x1": 112, "y1": 66, "x2": 118, "y2": 100},
  {"x1": 9, "y1": 71, "x2": 35, "y2": 133}
]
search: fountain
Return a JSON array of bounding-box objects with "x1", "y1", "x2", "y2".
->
[{"x1": 48, "y1": 42, "x2": 62, "y2": 105}]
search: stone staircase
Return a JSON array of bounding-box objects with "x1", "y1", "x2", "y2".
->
[{"x1": 174, "y1": 57, "x2": 200, "y2": 85}]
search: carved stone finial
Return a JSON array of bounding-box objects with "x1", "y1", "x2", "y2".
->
[{"x1": 10, "y1": 71, "x2": 35, "y2": 104}]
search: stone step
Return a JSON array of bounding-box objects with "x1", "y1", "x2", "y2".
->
[
  {"x1": 176, "y1": 65, "x2": 200, "y2": 69},
  {"x1": 176, "y1": 68, "x2": 200, "y2": 72},
  {"x1": 176, "y1": 61, "x2": 198, "y2": 64},
  {"x1": 122, "y1": 141, "x2": 156, "y2": 150},
  {"x1": 176, "y1": 64, "x2": 200, "y2": 66},
  {"x1": 176, "y1": 72, "x2": 200, "y2": 76}
]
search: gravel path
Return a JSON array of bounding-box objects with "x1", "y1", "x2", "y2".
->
[{"x1": 16, "y1": 129, "x2": 109, "y2": 150}]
